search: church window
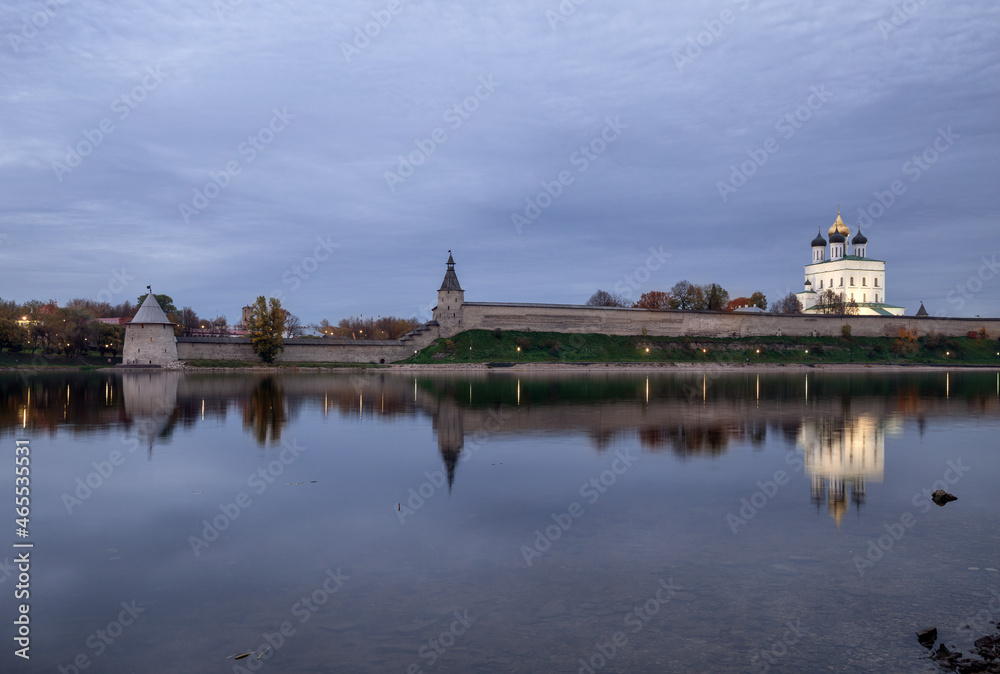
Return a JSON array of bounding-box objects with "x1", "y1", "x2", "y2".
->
[
  {"x1": 839, "y1": 278, "x2": 843, "y2": 287},
  {"x1": 863, "y1": 294, "x2": 866, "y2": 302},
  {"x1": 819, "y1": 280, "x2": 823, "y2": 289},
  {"x1": 862, "y1": 277, "x2": 867, "y2": 286},
  {"x1": 874, "y1": 278, "x2": 879, "y2": 287},
  {"x1": 850, "y1": 277, "x2": 854, "y2": 286},
  {"x1": 875, "y1": 293, "x2": 879, "y2": 302}
]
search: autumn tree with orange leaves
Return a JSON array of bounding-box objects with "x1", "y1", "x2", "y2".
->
[{"x1": 633, "y1": 291, "x2": 672, "y2": 310}]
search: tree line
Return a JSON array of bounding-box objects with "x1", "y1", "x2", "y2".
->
[{"x1": 586, "y1": 282, "x2": 805, "y2": 314}]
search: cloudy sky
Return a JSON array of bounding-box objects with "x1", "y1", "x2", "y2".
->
[{"x1": 2, "y1": 0, "x2": 998, "y2": 324}]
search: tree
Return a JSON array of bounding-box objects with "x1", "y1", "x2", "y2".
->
[
  {"x1": 586, "y1": 290, "x2": 630, "y2": 307},
  {"x1": 703, "y1": 284, "x2": 730, "y2": 311},
  {"x1": 725, "y1": 297, "x2": 752, "y2": 312},
  {"x1": 210, "y1": 315, "x2": 228, "y2": 330},
  {"x1": 669, "y1": 281, "x2": 697, "y2": 310},
  {"x1": 180, "y1": 307, "x2": 200, "y2": 333},
  {"x1": 97, "y1": 323, "x2": 125, "y2": 357},
  {"x1": 284, "y1": 312, "x2": 304, "y2": 338},
  {"x1": 633, "y1": 291, "x2": 672, "y2": 310},
  {"x1": 815, "y1": 289, "x2": 845, "y2": 315},
  {"x1": 0, "y1": 298, "x2": 21, "y2": 321},
  {"x1": 845, "y1": 299, "x2": 860, "y2": 316},
  {"x1": 246, "y1": 296, "x2": 286, "y2": 363},
  {"x1": 0, "y1": 319, "x2": 28, "y2": 352},
  {"x1": 769, "y1": 293, "x2": 804, "y2": 314},
  {"x1": 749, "y1": 291, "x2": 768, "y2": 310}
]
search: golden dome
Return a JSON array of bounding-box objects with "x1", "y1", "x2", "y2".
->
[{"x1": 828, "y1": 208, "x2": 850, "y2": 237}]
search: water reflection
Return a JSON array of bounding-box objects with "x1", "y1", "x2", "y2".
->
[
  {"x1": 799, "y1": 414, "x2": 895, "y2": 526},
  {"x1": 2, "y1": 370, "x2": 998, "y2": 513}
]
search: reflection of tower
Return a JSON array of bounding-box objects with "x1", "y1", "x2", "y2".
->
[
  {"x1": 798, "y1": 415, "x2": 886, "y2": 528},
  {"x1": 122, "y1": 372, "x2": 180, "y2": 449},
  {"x1": 433, "y1": 397, "x2": 465, "y2": 491}
]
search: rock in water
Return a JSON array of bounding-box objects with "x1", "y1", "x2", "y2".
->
[
  {"x1": 931, "y1": 489, "x2": 957, "y2": 506},
  {"x1": 917, "y1": 627, "x2": 937, "y2": 648}
]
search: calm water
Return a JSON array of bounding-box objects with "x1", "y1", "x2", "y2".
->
[{"x1": 1, "y1": 369, "x2": 999, "y2": 673}]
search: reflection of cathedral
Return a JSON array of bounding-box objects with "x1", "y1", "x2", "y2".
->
[{"x1": 797, "y1": 415, "x2": 899, "y2": 527}]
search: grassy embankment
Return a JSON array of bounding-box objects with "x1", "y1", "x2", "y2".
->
[
  {"x1": 0, "y1": 350, "x2": 119, "y2": 370},
  {"x1": 399, "y1": 329, "x2": 1000, "y2": 366},
  {"x1": 5, "y1": 330, "x2": 998, "y2": 368}
]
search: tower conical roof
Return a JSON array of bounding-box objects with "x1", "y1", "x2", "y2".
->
[
  {"x1": 439, "y1": 251, "x2": 462, "y2": 291},
  {"x1": 915, "y1": 302, "x2": 928, "y2": 316},
  {"x1": 130, "y1": 293, "x2": 174, "y2": 325}
]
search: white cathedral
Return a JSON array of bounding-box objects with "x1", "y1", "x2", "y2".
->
[{"x1": 795, "y1": 210, "x2": 905, "y2": 316}]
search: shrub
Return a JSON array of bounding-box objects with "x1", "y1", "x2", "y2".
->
[
  {"x1": 493, "y1": 328, "x2": 503, "y2": 339},
  {"x1": 515, "y1": 336, "x2": 532, "y2": 350},
  {"x1": 841, "y1": 324, "x2": 852, "y2": 339},
  {"x1": 444, "y1": 339, "x2": 454, "y2": 352}
]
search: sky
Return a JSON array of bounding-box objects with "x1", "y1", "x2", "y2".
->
[{"x1": 1, "y1": 0, "x2": 998, "y2": 325}]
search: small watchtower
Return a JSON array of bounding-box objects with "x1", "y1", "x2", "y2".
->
[
  {"x1": 433, "y1": 252, "x2": 465, "y2": 335},
  {"x1": 123, "y1": 292, "x2": 178, "y2": 365}
]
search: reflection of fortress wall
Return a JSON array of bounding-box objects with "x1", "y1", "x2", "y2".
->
[{"x1": 122, "y1": 372, "x2": 180, "y2": 445}]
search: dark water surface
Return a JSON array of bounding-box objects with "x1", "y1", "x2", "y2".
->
[{"x1": 1, "y1": 370, "x2": 998, "y2": 673}]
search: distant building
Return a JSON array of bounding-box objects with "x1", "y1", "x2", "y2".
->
[
  {"x1": 95, "y1": 317, "x2": 129, "y2": 326},
  {"x1": 795, "y1": 210, "x2": 905, "y2": 316}
]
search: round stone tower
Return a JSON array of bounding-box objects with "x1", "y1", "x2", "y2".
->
[{"x1": 123, "y1": 293, "x2": 178, "y2": 365}]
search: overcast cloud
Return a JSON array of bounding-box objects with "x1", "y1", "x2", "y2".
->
[{"x1": 1, "y1": 0, "x2": 998, "y2": 323}]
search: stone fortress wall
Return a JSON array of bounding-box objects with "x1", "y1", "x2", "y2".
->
[
  {"x1": 453, "y1": 302, "x2": 1000, "y2": 340},
  {"x1": 129, "y1": 253, "x2": 1000, "y2": 366}
]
